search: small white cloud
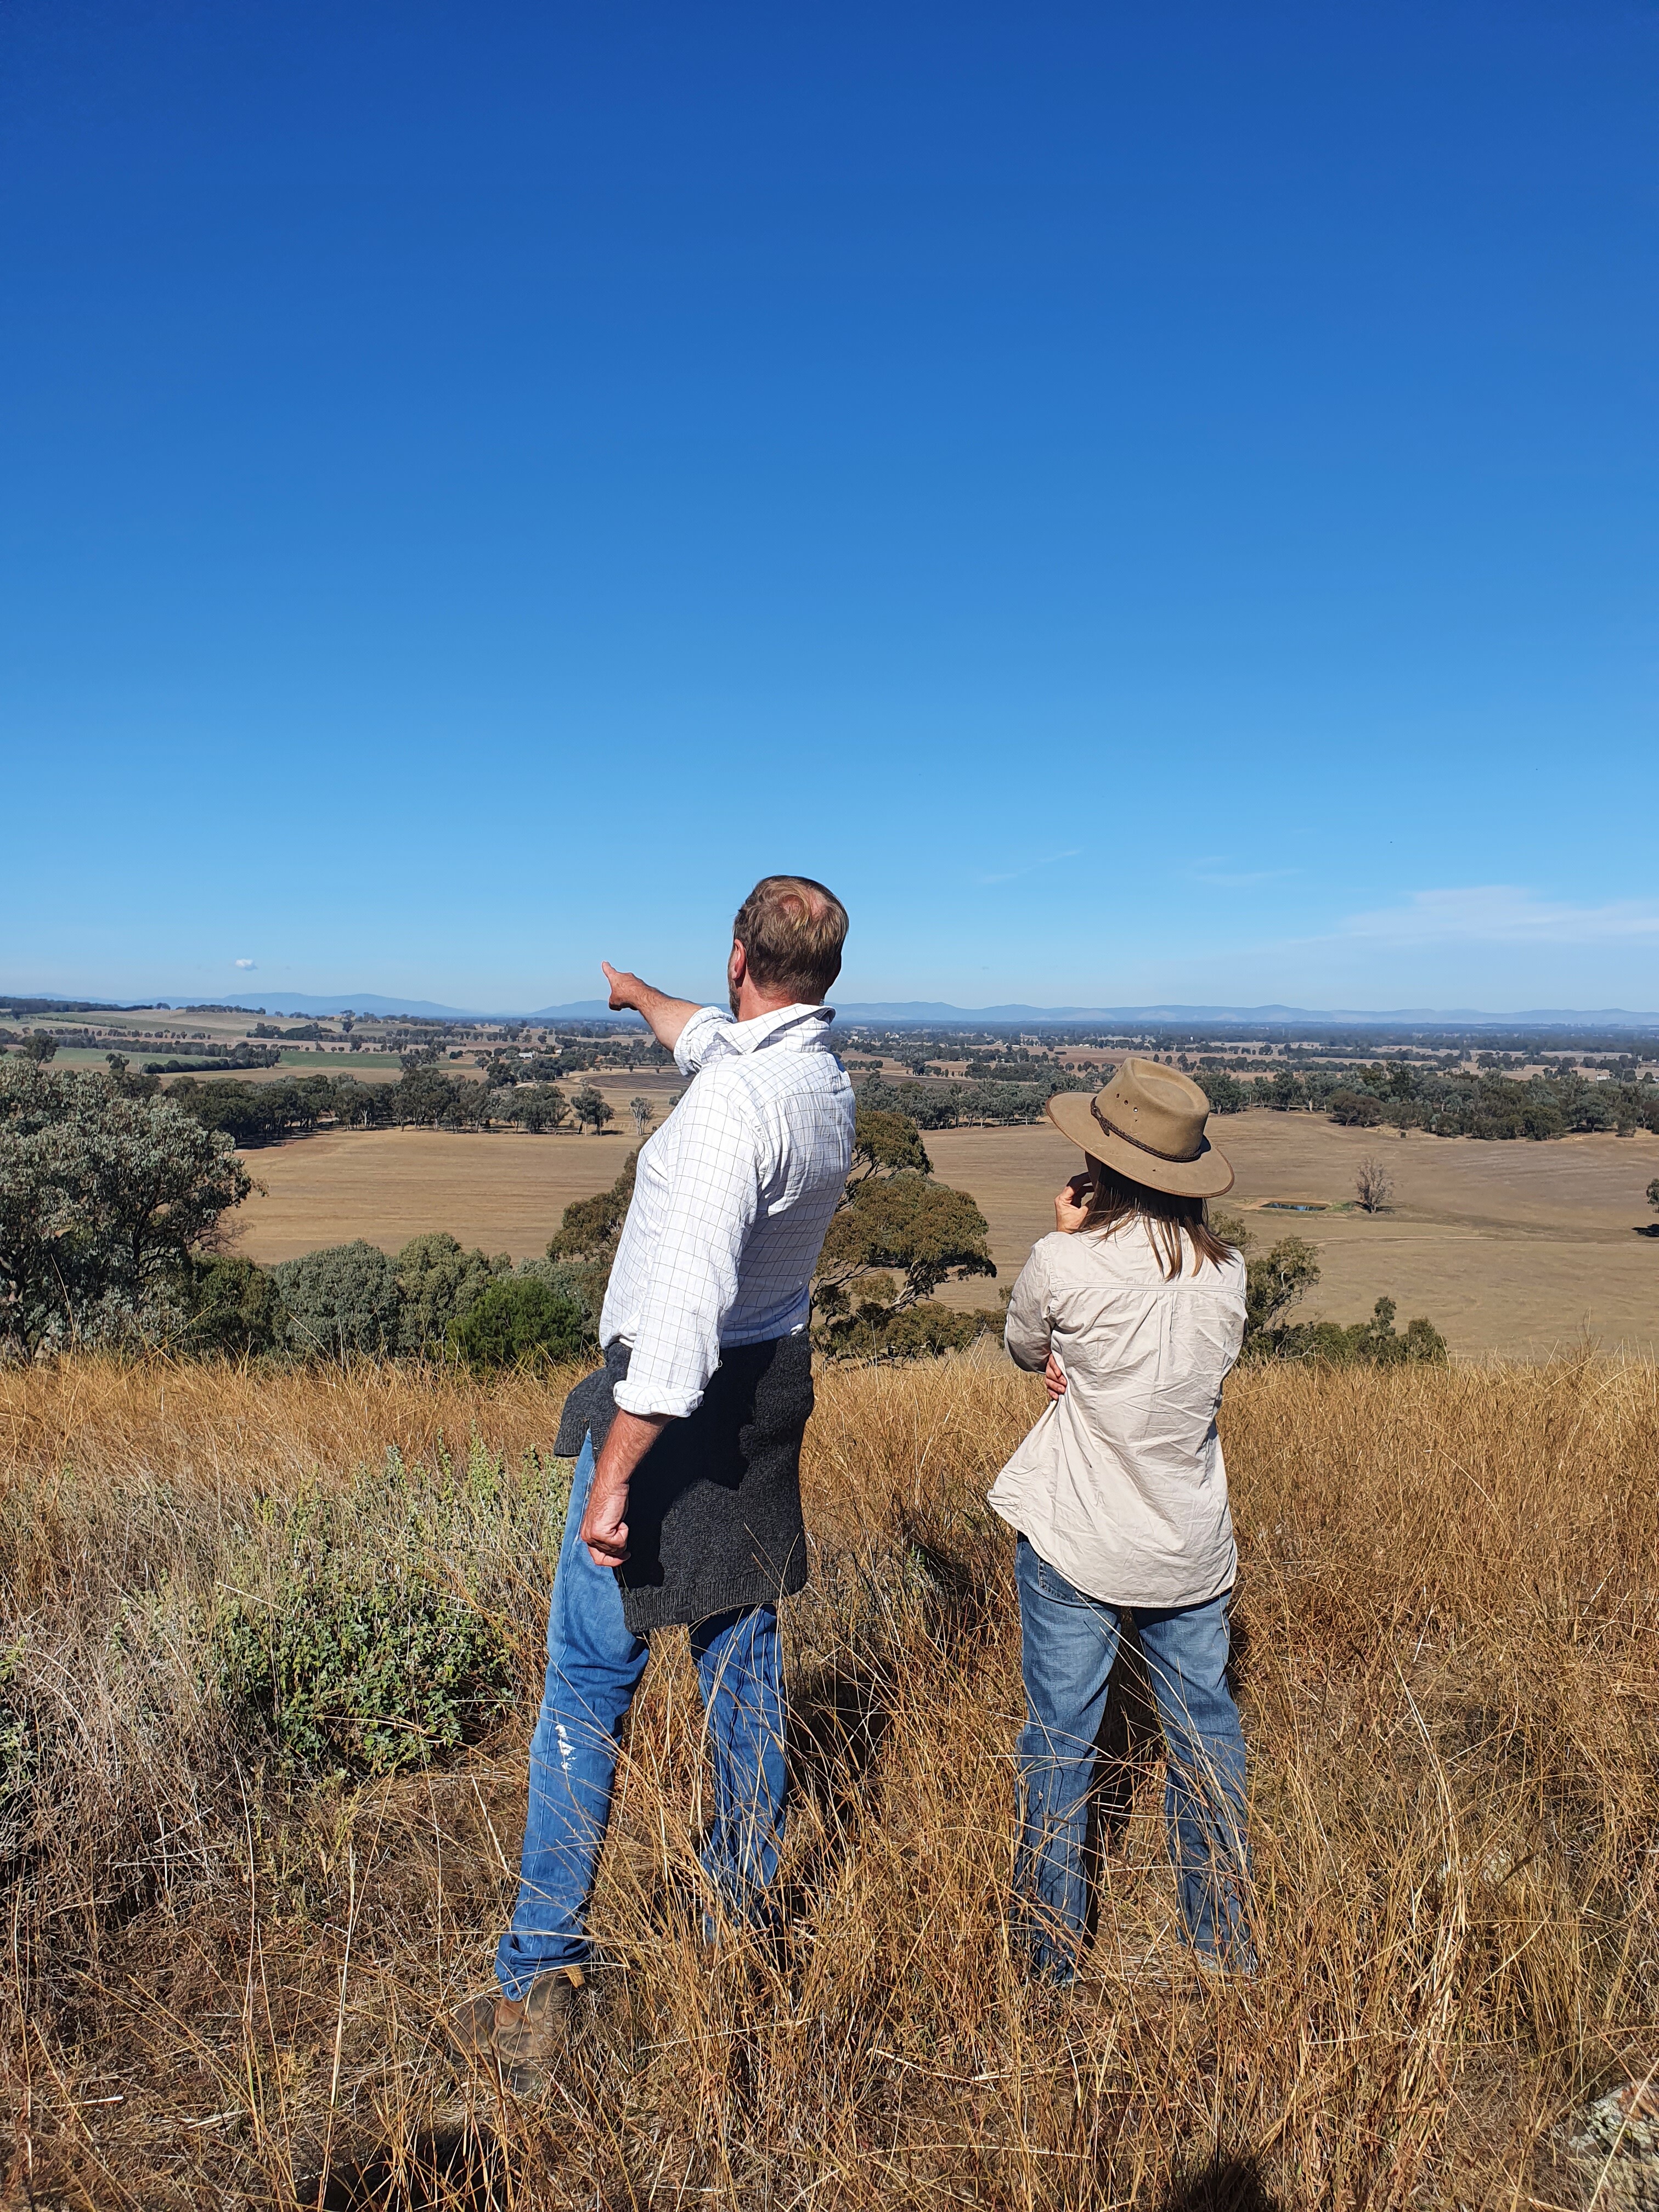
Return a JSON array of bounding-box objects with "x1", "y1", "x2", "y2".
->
[
  {"x1": 234, "y1": 958, "x2": 257, "y2": 970},
  {"x1": 1340, "y1": 886, "x2": 1659, "y2": 947}
]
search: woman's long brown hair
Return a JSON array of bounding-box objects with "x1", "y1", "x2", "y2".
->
[{"x1": 1076, "y1": 1155, "x2": 1238, "y2": 1280}]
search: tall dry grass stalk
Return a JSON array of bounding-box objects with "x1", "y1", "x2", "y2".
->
[{"x1": 2, "y1": 1348, "x2": 1656, "y2": 2209}]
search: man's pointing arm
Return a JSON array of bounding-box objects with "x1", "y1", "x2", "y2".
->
[{"x1": 601, "y1": 963, "x2": 704, "y2": 1053}]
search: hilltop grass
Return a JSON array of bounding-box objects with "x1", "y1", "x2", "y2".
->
[{"x1": 1, "y1": 1350, "x2": 1656, "y2": 2209}]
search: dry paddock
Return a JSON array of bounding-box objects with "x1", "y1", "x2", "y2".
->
[{"x1": 2, "y1": 1351, "x2": 1657, "y2": 2208}]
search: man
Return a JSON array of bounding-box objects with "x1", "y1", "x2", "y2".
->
[{"x1": 454, "y1": 875, "x2": 854, "y2": 2092}]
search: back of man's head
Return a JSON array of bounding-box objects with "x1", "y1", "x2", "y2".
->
[{"x1": 732, "y1": 876, "x2": 849, "y2": 1004}]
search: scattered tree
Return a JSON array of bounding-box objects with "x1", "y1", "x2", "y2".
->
[
  {"x1": 505, "y1": 1084, "x2": 568, "y2": 1135},
  {"x1": 1355, "y1": 1156, "x2": 1394, "y2": 1214},
  {"x1": 1240, "y1": 1233, "x2": 1322, "y2": 1353},
  {"x1": 815, "y1": 1107, "x2": 995, "y2": 1358},
  {"x1": 1195, "y1": 1069, "x2": 1248, "y2": 1115},
  {"x1": 104, "y1": 1052, "x2": 160, "y2": 1099},
  {"x1": 628, "y1": 1096, "x2": 655, "y2": 1140},
  {"x1": 1648, "y1": 1177, "x2": 1659, "y2": 1213},
  {"x1": 1329, "y1": 1088, "x2": 1385, "y2": 1128},
  {"x1": 20, "y1": 1031, "x2": 58, "y2": 1064},
  {"x1": 570, "y1": 1085, "x2": 614, "y2": 1136},
  {"x1": 1, "y1": 1059, "x2": 252, "y2": 1356},
  {"x1": 1234, "y1": 1225, "x2": 1445, "y2": 1365},
  {"x1": 546, "y1": 1151, "x2": 637, "y2": 1310},
  {"x1": 848, "y1": 1105, "x2": 931, "y2": 1181},
  {"x1": 547, "y1": 1153, "x2": 636, "y2": 1265}
]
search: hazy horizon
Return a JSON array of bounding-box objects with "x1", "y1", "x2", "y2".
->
[{"x1": 7, "y1": 981, "x2": 1658, "y2": 1029}]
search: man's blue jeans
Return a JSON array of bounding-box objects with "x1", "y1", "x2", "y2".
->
[
  {"x1": 1014, "y1": 1534, "x2": 1253, "y2": 1977},
  {"x1": 495, "y1": 1434, "x2": 788, "y2": 1999}
]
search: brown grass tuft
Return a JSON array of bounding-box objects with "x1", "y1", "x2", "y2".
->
[{"x1": 2, "y1": 1349, "x2": 1656, "y2": 2208}]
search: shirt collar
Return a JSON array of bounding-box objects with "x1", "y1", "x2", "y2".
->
[{"x1": 707, "y1": 1002, "x2": 837, "y2": 1058}]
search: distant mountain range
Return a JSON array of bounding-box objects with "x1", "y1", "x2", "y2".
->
[
  {"x1": 832, "y1": 1001, "x2": 1659, "y2": 1026},
  {"x1": 12, "y1": 988, "x2": 1659, "y2": 1030}
]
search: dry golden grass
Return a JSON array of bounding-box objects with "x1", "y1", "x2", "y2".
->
[{"x1": 2, "y1": 1351, "x2": 1657, "y2": 2209}]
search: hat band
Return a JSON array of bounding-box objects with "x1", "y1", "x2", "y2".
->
[{"x1": 1090, "y1": 1096, "x2": 1204, "y2": 1165}]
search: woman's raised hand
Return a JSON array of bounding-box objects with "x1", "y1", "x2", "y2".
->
[{"x1": 1053, "y1": 1175, "x2": 1092, "y2": 1233}]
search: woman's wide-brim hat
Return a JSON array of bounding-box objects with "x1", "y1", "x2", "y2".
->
[{"x1": 1046, "y1": 1057, "x2": 1234, "y2": 1199}]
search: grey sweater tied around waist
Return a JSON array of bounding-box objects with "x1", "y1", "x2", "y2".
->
[{"x1": 554, "y1": 1334, "x2": 815, "y2": 1634}]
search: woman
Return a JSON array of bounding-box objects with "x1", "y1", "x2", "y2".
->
[{"x1": 988, "y1": 1057, "x2": 1252, "y2": 1980}]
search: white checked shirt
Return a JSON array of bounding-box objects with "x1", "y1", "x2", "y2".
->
[{"x1": 600, "y1": 1002, "x2": 856, "y2": 1420}]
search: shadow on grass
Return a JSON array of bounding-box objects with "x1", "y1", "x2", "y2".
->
[
  {"x1": 298, "y1": 2129, "x2": 506, "y2": 2211},
  {"x1": 1159, "y1": 2154, "x2": 1287, "y2": 2212}
]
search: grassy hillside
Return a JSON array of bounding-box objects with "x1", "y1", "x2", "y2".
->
[{"x1": 2, "y1": 1352, "x2": 1655, "y2": 2208}]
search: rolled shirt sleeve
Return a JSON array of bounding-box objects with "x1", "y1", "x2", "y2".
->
[
  {"x1": 673, "y1": 1005, "x2": 731, "y2": 1076},
  {"x1": 1003, "y1": 1242, "x2": 1054, "y2": 1373},
  {"x1": 611, "y1": 1075, "x2": 764, "y2": 1419}
]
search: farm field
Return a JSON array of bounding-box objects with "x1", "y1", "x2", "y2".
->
[
  {"x1": 234, "y1": 1108, "x2": 1659, "y2": 1357},
  {"x1": 234, "y1": 1125, "x2": 639, "y2": 1262},
  {"x1": 925, "y1": 1113, "x2": 1659, "y2": 1357}
]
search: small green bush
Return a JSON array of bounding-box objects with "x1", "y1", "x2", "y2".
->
[
  {"x1": 273, "y1": 1239, "x2": 403, "y2": 1358},
  {"x1": 216, "y1": 1486, "x2": 517, "y2": 1779},
  {"x1": 396, "y1": 1231, "x2": 510, "y2": 1355},
  {"x1": 448, "y1": 1276, "x2": 590, "y2": 1373},
  {"x1": 0, "y1": 1640, "x2": 36, "y2": 1862}
]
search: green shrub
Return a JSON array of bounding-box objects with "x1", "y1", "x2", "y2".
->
[
  {"x1": 396, "y1": 1231, "x2": 510, "y2": 1354},
  {"x1": 0, "y1": 1640, "x2": 35, "y2": 1863},
  {"x1": 448, "y1": 1275, "x2": 591, "y2": 1373},
  {"x1": 183, "y1": 1254, "x2": 286, "y2": 1357},
  {"x1": 273, "y1": 1239, "x2": 403, "y2": 1358},
  {"x1": 216, "y1": 1483, "x2": 518, "y2": 1780},
  {"x1": 1272, "y1": 1297, "x2": 1447, "y2": 1368}
]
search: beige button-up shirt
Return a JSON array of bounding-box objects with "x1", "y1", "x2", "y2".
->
[{"x1": 988, "y1": 1223, "x2": 1248, "y2": 1608}]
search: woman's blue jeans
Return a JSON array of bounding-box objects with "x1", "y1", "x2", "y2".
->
[
  {"x1": 1014, "y1": 1534, "x2": 1253, "y2": 1977},
  {"x1": 495, "y1": 1434, "x2": 788, "y2": 1999}
]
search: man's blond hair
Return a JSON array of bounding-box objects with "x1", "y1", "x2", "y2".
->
[{"x1": 732, "y1": 876, "x2": 848, "y2": 1003}]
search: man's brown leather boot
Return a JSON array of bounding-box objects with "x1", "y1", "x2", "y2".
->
[{"x1": 450, "y1": 1964, "x2": 585, "y2": 2095}]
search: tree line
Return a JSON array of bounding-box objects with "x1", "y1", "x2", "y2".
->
[
  {"x1": 861, "y1": 1058, "x2": 1659, "y2": 1142},
  {"x1": 163, "y1": 1060, "x2": 645, "y2": 1147},
  {"x1": 3, "y1": 1058, "x2": 1459, "y2": 1372},
  {"x1": 1220, "y1": 1059, "x2": 1659, "y2": 1139}
]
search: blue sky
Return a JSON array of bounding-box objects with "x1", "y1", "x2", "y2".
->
[{"x1": 3, "y1": 0, "x2": 1655, "y2": 1014}]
